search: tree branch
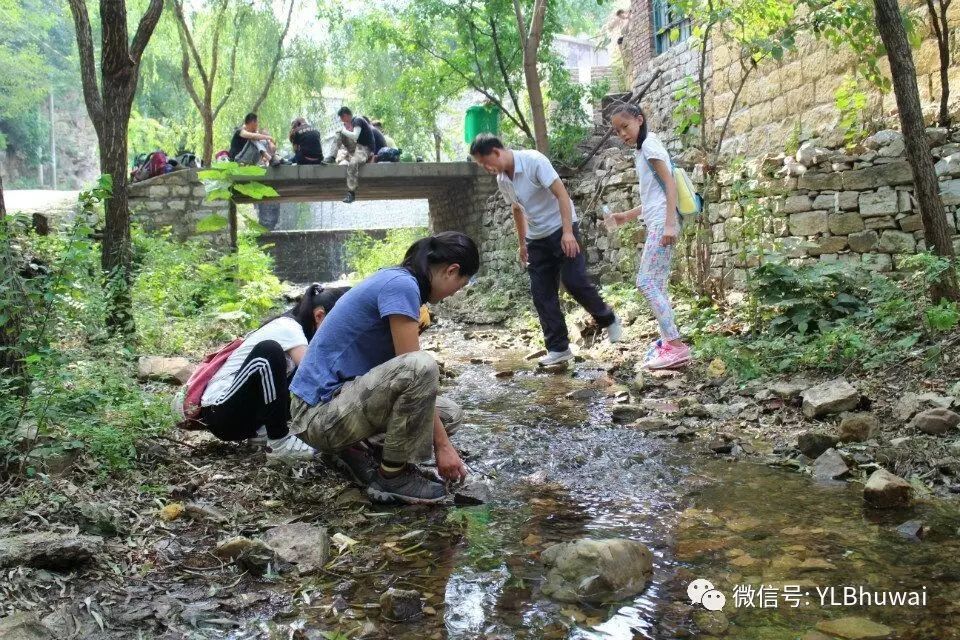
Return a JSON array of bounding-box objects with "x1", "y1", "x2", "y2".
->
[
  {"x1": 528, "y1": 0, "x2": 547, "y2": 47},
  {"x1": 131, "y1": 0, "x2": 165, "y2": 63},
  {"x1": 214, "y1": 6, "x2": 246, "y2": 119},
  {"x1": 250, "y1": 0, "x2": 295, "y2": 113},
  {"x1": 175, "y1": 12, "x2": 206, "y2": 114},
  {"x1": 66, "y1": 0, "x2": 103, "y2": 129},
  {"x1": 172, "y1": 0, "x2": 211, "y2": 89},
  {"x1": 512, "y1": 0, "x2": 527, "y2": 46},
  {"x1": 488, "y1": 16, "x2": 531, "y2": 137}
]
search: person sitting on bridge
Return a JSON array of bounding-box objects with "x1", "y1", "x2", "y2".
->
[
  {"x1": 187, "y1": 284, "x2": 350, "y2": 462},
  {"x1": 288, "y1": 231, "x2": 477, "y2": 505},
  {"x1": 325, "y1": 107, "x2": 386, "y2": 204},
  {"x1": 371, "y1": 120, "x2": 397, "y2": 148},
  {"x1": 288, "y1": 117, "x2": 326, "y2": 165},
  {"x1": 470, "y1": 133, "x2": 622, "y2": 367},
  {"x1": 230, "y1": 113, "x2": 280, "y2": 167}
]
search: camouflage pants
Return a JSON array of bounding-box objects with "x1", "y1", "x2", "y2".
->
[
  {"x1": 289, "y1": 352, "x2": 462, "y2": 463},
  {"x1": 330, "y1": 134, "x2": 371, "y2": 191}
]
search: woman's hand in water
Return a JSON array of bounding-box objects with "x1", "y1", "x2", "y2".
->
[{"x1": 436, "y1": 443, "x2": 468, "y2": 482}]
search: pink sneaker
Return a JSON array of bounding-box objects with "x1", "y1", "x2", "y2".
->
[{"x1": 644, "y1": 341, "x2": 691, "y2": 370}]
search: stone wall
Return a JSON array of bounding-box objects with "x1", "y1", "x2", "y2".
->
[
  {"x1": 621, "y1": 0, "x2": 960, "y2": 157},
  {"x1": 476, "y1": 127, "x2": 960, "y2": 284},
  {"x1": 128, "y1": 170, "x2": 230, "y2": 244},
  {"x1": 429, "y1": 175, "x2": 499, "y2": 244},
  {"x1": 258, "y1": 229, "x2": 388, "y2": 283}
]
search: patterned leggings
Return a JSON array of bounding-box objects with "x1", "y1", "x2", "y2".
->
[{"x1": 636, "y1": 225, "x2": 680, "y2": 341}]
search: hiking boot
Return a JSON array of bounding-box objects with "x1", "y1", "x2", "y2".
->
[
  {"x1": 269, "y1": 154, "x2": 282, "y2": 167},
  {"x1": 538, "y1": 348, "x2": 574, "y2": 367},
  {"x1": 328, "y1": 445, "x2": 379, "y2": 487},
  {"x1": 343, "y1": 190, "x2": 356, "y2": 204},
  {"x1": 366, "y1": 466, "x2": 448, "y2": 505},
  {"x1": 266, "y1": 434, "x2": 317, "y2": 462},
  {"x1": 607, "y1": 314, "x2": 623, "y2": 344},
  {"x1": 249, "y1": 425, "x2": 268, "y2": 446},
  {"x1": 644, "y1": 341, "x2": 691, "y2": 370}
]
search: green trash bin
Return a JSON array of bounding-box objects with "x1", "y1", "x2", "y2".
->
[{"x1": 464, "y1": 104, "x2": 501, "y2": 144}]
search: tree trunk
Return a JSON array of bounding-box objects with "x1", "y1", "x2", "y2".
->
[
  {"x1": 523, "y1": 44, "x2": 549, "y2": 153},
  {"x1": 434, "y1": 129, "x2": 442, "y2": 163},
  {"x1": 99, "y1": 98, "x2": 135, "y2": 330},
  {"x1": 514, "y1": 0, "x2": 549, "y2": 153},
  {"x1": 875, "y1": 0, "x2": 960, "y2": 302},
  {"x1": 925, "y1": 0, "x2": 952, "y2": 127},
  {"x1": 202, "y1": 112, "x2": 214, "y2": 167}
]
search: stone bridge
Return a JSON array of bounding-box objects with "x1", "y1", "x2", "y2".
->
[{"x1": 129, "y1": 163, "x2": 497, "y2": 282}]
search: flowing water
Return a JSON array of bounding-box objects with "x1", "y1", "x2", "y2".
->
[{"x1": 288, "y1": 331, "x2": 960, "y2": 640}]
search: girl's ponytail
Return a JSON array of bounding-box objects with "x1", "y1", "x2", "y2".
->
[{"x1": 286, "y1": 283, "x2": 350, "y2": 340}]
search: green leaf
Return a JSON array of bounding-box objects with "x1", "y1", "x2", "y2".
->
[
  {"x1": 205, "y1": 188, "x2": 232, "y2": 202},
  {"x1": 228, "y1": 165, "x2": 269, "y2": 177},
  {"x1": 196, "y1": 214, "x2": 229, "y2": 233},
  {"x1": 233, "y1": 182, "x2": 279, "y2": 200},
  {"x1": 197, "y1": 170, "x2": 224, "y2": 181}
]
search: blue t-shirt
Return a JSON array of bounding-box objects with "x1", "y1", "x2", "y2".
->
[{"x1": 290, "y1": 268, "x2": 422, "y2": 405}]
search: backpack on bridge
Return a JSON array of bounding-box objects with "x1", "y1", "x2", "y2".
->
[
  {"x1": 173, "y1": 152, "x2": 201, "y2": 169},
  {"x1": 376, "y1": 147, "x2": 401, "y2": 162},
  {"x1": 131, "y1": 150, "x2": 170, "y2": 183}
]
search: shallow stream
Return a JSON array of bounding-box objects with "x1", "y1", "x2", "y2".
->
[{"x1": 288, "y1": 330, "x2": 960, "y2": 640}]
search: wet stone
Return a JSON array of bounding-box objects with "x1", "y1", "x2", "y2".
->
[
  {"x1": 262, "y1": 523, "x2": 329, "y2": 574},
  {"x1": 798, "y1": 431, "x2": 839, "y2": 458},
  {"x1": 693, "y1": 610, "x2": 729, "y2": 635},
  {"x1": 540, "y1": 538, "x2": 653, "y2": 604},
  {"x1": 815, "y1": 616, "x2": 894, "y2": 639},
  {"x1": 863, "y1": 469, "x2": 913, "y2": 509},
  {"x1": 812, "y1": 448, "x2": 849, "y2": 480},
  {"x1": 611, "y1": 404, "x2": 648, "y2": 423},
  {"x1": 379, "y1": 588, "x2": 423, "y2": 621},
  {"x1": 454, "y1": 478, "x2": 493, "y2": 505},
  {"x1": 895, "y1": 519, "x2": 928, "y2": 540}
]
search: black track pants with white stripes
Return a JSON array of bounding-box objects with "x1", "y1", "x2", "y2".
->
[{"x1": 199, "y1": 340, "x2": 291, "y2": 441}]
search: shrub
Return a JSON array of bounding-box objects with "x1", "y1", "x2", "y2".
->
[{"x1": 344, "y1": 227, "x2": 428, "y2": 279}]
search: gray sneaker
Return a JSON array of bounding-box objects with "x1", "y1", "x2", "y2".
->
[
  {"x1": 367, "y1": 467, "x2": 448, "y2": 505},
  {"x1": 538, "y1": 348, "x2": 574, "y2": 367},
  {"x1": 328, "y1": 446, "x2": 379, "y2": 487}
]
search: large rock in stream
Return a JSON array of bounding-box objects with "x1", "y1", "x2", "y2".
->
[
  {"x1": 863, "y1": 469, "x2": 913, "y2": 509},
  {"x1": 540, "y1": 538, "x2": 653, "y2": 604},
  {"x1": 0, "y1": 533, "x2": 101, "y2": 571}
]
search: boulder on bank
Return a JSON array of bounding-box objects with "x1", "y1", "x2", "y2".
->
[
  {"x1": 137, "y1": 356, "x2": 194, "y2": 384},
  {"x1": 540, "y1": 538, "x2": 653, "y2": 604},
  {"x1": 0, "y1": 533, "x2": 102, "y2": 571},
  {"x1": 863, "y1": 469, "x2": 913, "y2": 509},
  {"x1": 801, "y1": 379, "x2": 859, "y2": 418},
  {"x1": 910, "y1": 408, "x2": 960, "y2": 436}
]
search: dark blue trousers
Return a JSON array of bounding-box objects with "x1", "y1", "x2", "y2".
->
[{"x1": 527, "y1": 224, "x2": 614, "y2": 352}]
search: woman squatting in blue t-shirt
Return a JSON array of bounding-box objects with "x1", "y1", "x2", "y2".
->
[{"x1": 289, "y1": 231, "x2": 480, "y2": 505}]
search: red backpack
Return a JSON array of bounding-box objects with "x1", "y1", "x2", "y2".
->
[
  {"x1": 131, "y1": 151, "x2": 169, "y2": 183},
  {"x1": 172, "y1": 338, "x2": 244, "y2": 428}
]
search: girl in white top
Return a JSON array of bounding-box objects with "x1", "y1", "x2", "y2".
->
[
  {"x1": 607, "y1": 104, "x2": 691, "y2": 370},
  {"x1": 197, "y1": 284, "x2": 349, "y2": 460}
]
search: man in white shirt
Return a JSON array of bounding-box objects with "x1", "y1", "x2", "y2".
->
[{"x1": 470, "y1": 134, "x2": 622, "y2": 366}]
